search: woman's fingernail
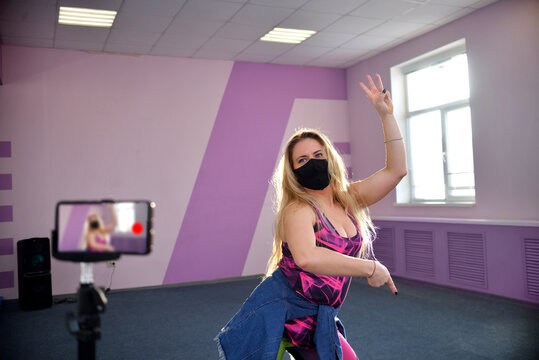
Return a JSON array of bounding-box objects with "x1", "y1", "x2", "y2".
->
[{"x1": 395, "y1": 292, "x2": 398, "y2": 296}]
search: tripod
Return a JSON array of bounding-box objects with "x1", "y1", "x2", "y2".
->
[{"x1": 66, "y1": 263, "x2": 107, "y2": 360}]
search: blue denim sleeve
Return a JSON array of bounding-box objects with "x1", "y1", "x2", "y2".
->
[
  {"x1": 215, "y1": 270, "x2": 345, "y2": 360},
  {"x1": 314, "y1": 305, "x2": 344, "y2": 360},
  {"x1": 215, "y1": 275, "x2": 287, "y2": 360}
]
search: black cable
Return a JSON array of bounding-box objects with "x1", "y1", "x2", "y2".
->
[{"x1": 54, "y1": 297, "x2": 77, "y2": 305}]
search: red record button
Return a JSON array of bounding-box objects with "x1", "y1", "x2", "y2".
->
[{"x1": 132, "y1": 222, "x2": 144, "y2": 235}]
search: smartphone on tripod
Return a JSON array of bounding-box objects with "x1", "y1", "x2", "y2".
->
[{"x1": 52, "y1": 199, "x2": 154, "y2": 360}]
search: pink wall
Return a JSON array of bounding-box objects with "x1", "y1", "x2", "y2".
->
[
  {"x1": 2, "y1": 0, "x2": 537, "y2": 303},
  {"x1": 162, "y1": 62, "x2": 346, "y2": 284},
  {"x1": 0, "y1": 46, "x2": 346, "y2": 299},
  {"x1": 347, "y1": 0, "x2": 539, "y2": 222},
  {"x1": 0, "y1": 46, "x2": 234, "y2": 298}
]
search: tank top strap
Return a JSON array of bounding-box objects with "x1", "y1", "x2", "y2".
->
[
  {"x1": 311, "y1": 205, "x2": 325, "y2": 233},
  {"x1": 347, "y1": 210, "x2": 360, "y2": 232},
  {"x1": 311, "y1": 205, "x2": 360, "y2": 237},
  {"x1": 311, "y1": 205, "x2": 324, "y2": 221}
]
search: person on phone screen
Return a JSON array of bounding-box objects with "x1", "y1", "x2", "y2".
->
[{"x1": 84, "y1": 204, "x2": 117, "y2": 252}]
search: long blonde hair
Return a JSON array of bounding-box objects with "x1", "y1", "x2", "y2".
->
[{"x1": 265, "y1": 129, "x2": 375, "y2": 278}]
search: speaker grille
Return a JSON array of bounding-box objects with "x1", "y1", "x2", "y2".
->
[
  {"x1": 19, "y1": 273, "x2": 52, "y2": 310},
  {"x1": 18, "y1": 238, "x2": 51, "y2": 274},
  {"x1": 524, "y1": 238, "x2": 539, "y2": 298},
  {"x1": 448, "y1": 232, "x2": 487, "y2": 288},
  {"x1": 17, "y1": 238, "x2": 52, "y2": 310},
  {"x1": 373, "y1": 227, "x2": 395, "y2": 272},
  {"x1": 404, "y1": 229, "x2": 434, "y2": 278}
]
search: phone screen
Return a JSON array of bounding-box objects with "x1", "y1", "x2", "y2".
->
[{"x1": 56, "y1": 201, "x2": 152, "y2": 255}]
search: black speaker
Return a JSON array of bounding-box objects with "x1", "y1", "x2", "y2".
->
[{"x1": 17, "y1": 237, "x2": 53, "y2": 310}]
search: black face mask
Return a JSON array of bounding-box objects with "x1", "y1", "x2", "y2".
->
[
  {"x1": 293, "y1": 158, "x2": 331, "y2": 190},
  {"x1": 89, "y1": 220, "x2": 100, "y2": 230}
]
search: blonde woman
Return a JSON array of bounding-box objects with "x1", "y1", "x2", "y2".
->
[
  {"x1": 216, "y1": 74, "x2": 406, "y2": 360},
  {"x1": 83, "y1": 205, "x2": 117, "y2": 252}
]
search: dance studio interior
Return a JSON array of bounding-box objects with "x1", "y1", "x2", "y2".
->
[{"x1": 0, "y1": 0, "x2": 537, "y2": 359}]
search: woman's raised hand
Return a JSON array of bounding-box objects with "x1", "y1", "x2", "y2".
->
[
  {"x1": 359, "y1": 73, "x2": 393, "y2": 115},
  {"x1": 367, "y1": 260, "x2": 398, "y2": 295}
]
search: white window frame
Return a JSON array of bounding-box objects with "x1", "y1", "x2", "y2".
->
[
  {"x1": 114, "y1": 202, "x2": 136, "y2": 233},
  {"x1": 392, "y1": 39, "x2": 476, "y2": 206}
]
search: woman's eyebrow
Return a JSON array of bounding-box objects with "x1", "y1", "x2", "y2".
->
[
  {"x1": 295, "y1": 154, "x2": 307, "y2": 162},
  {"x1": 295, "y1": 149, "x2": 323, "y2": 162}
]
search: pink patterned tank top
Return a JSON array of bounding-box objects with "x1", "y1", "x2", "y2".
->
[
  {"x1": 88, "y1": 234, "x2": 107, "y2": 252},
  {"x1": 279, "y1": 206, "x2": 362, "y2": 348}
]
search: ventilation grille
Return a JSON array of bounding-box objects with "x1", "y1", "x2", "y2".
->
[
  {"x1": 448, "y1": 232, "x2": 487, "y2": 288},
  {"x1": 524, "y1": 238, "x2": 539, "y2": 298},
  {"x1": 373, "y1": 227, "x2": 395, "y2": 272},
  {"x1": 404, "y1": 230, "x2": 434, "y2": 278}
]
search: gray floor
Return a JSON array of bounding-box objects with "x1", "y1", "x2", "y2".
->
[{"x1": 1, "y1": 275, "x2": 538, "y2": 359}]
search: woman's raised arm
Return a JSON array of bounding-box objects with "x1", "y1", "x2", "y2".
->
[{"x1": 350, "y1": 73, "x2": 407, "y2": 206}]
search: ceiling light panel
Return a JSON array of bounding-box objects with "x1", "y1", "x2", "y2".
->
[
  {"x1": 59, "y1": 7, "x2": 117, "y2": 28},
  {"x1": 260, "y1": 27, "x2": 316, "y2": 44}
]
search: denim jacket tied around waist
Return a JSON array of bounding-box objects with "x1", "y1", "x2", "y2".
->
[{"x1": 215, "y1": 268, "x2": 345, "y2": 360}]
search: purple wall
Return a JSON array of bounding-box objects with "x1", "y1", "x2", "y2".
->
[
  {"x1": 0, "y1": 141, "x2": 13, "y2": 290},
  {"x1": 346, "y1": 0, "x2": 539, "y2": 303},
  {"x1": 0, "y1": 45, "x2": 347, "y2": 298},
  {"x1": 0, "y1": 41, "x2": 3, "y2": 86},
  {"x1": 373, "y1": 220, "x2": 539, "y2": 304},
  {"x1": 0, "y1": 238, "x2": 13, "y2": 256},
  {"x1": 347, "y1": 0, "x2": 539, "y2": 222},
  {"x1": 164, "y1": 62, "x2": 346, "y2": 284},
  {"x1": 59, "y1": 204, "x2": 91, "y2": 251},
  {"x1": 1, "y1": 1, "x2": 537, "y2": 304}
]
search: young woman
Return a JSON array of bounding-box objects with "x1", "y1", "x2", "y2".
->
[
  {"x1": 83, "y1": 205, "x2": 117, "y2": 252},
  {"x1": 216, "y1": 74, "x2": 406, "y2": 360}
]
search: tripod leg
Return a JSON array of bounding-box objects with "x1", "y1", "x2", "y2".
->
[{"x1": 78, "y1": 338, "x2": 96, "y2": 360}]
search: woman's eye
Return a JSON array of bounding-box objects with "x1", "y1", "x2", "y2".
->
[
  {"x1": 315, "y1": 153, "x2": 323, "y2": 157},
  {"x1": 298, "y1": 158, "x2": 306, "y2": 164}
]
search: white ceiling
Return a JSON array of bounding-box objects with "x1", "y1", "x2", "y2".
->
[{"x1": 0, "y1": 0, "x2": 498, "y2": 68}]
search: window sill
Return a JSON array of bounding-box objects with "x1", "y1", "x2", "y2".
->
[
  {"x1": 394, "y1": 202, "x2": 475, "y2": 207},
  {"x1": 372, "y1": 216, "x2": 539, "y2": 227}
]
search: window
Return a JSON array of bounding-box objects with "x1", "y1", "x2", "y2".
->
[
  {"x1": 114, "y1": 203, "x2": 136, "y2": 233},
  {"x1": 392, "y1": 39, "x2": 476, "y2": 205}
]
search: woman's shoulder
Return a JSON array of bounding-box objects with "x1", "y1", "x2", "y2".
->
[
  {"x1": 284, "y1": 200, "x2": 311, "y2": 212},
  {"x1": 283, "y1": 200, "x2": 316, "y2": 223}
]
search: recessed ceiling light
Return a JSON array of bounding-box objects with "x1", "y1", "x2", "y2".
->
[
  {"x1": 59, "y1": 6, "x2": 117, "y2": 28},
  {"x1": 260, "y1": 27, "x2": 316, "y2": 44}
]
